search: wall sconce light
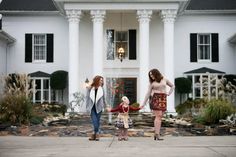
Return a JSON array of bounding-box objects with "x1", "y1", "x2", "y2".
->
[
  {"x1": 118, "y1": 46, "x2": 125, "y2": 62},
  {"x1": 85, "y1": 78, "x2": 90, "y2": 88}
]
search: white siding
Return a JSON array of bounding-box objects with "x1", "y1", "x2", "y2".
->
[{"x1": 174, "y1": 14, "x2": 236, "y2": 78}]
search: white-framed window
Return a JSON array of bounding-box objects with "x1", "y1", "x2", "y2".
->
[
  {"x1": 32, "y1": 34, "x2": 47, "y2": 62},
  {"x1": 197, "y1": 34, "x2": 211, "y2": 62},
  {"x1": 190, "y1": 33, "x2": 218, "y2": 63},
  {"x1": 187, "y1": 74, "x2": 223, "y2": 100},
  {"x1": 32, "y1": 78, "x2": 51, "y2": 103},
  {"x1": 106, "y1": 29, "x2": 136, "y2": 61}
]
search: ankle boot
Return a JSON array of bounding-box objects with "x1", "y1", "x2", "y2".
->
[
  {"x1": 89, "y1": 134, "x2": 96, "y2": 141},
  {"x1": 95, "y1": 134, "x2": 100, "y2": 141},
  {"x1": 154, "y1": 134, "x2": 163, "y2": 141}
]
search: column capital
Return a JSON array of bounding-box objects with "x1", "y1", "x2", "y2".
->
[
  {"x1": 137, "y1": 10, "x2": 152, "y2": 23},
  {"x1": 91, "y1": 10, "x2": 106, "y2": 23},
  {"x1": 66, "y1": 9, "x2": 82, "y2": 23},
  {"x1": 160, "y1": 9, "x2": 177, "y2": 23}
]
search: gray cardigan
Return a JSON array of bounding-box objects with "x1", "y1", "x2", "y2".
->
[{"x1": 86, "y1": 86, "x2": 106, "y2": 114}]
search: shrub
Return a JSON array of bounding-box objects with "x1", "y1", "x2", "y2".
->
[
  {"x1": 130, "y1": 102, "x2": 140, "y2": 113},
  {"x1": 175, "y1": 98, "x2": 207, "y2": 116},
  {"x1": 30, "y1": 116, "x2": 44, "y2": 125},
  {"x1": 0, "y1": 94, "x2": 32, "y2": 124},
  {"x1": 3, "y1": 73, "x2": 33, "y2": 97},
  {"x1": 50, "y1": 71, "x2": 68, "y2": 90},
  {"x1": 175, "y1": 77, "x2": 192, "y2": 103},
  {"x1": 203, "y1": 99, "x2": 234, "y2": 124}
]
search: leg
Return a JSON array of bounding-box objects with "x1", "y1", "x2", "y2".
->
[
  {"x1": 153, "y1": 110, "x2": 164, "y2": 140},
  {"x1": 89, "y1": 106, "x2": 97, "y2": 140},
  {"x1": 95, "y1": 111, "x2": 102, "y2": 141},
  {"x1": 118, "y1": 128, "x2": 123, "y2": 141},
  {"x1": 123, "y1": 128, "x2": 128, "y2": 141}
]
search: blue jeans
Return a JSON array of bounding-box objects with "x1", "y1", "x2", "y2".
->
[{"x1": 90, "y1": 105, "x2": 102, "y2": 134}]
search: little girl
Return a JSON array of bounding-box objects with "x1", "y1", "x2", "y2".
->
[{"x1": 107, "y1": 96, "x2": 141, "y2": 141}]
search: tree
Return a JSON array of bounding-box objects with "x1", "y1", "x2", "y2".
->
[
  {"x1": 175, "y1": 77, "x2": 192, "y2": 103},
  {"x1": 50, "y1": 70, "x2": 68, "y2": 103}
]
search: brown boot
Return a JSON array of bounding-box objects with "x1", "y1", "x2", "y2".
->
[
  {"x1": 95, "y1": 134, "x2": 100, "y2": 141},
  {"x1": 89, "y1": 134, "x2": 96, "y2": 141}
]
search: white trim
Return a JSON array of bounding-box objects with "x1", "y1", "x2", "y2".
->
[
  {"x1": 64, "y1": 3, "x2": 179, "y2": 10},
  {"x1": 184, "y1": 10, "x2": 236, "y2": 15}
]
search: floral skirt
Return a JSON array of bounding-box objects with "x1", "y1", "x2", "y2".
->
[{"x1": 114, "y1": 113, "x2": 133, "y2": 129}]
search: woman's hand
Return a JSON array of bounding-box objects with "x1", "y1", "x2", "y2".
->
[{"x1": 140, "y1": 105, "x2": 145, "y2": 109}]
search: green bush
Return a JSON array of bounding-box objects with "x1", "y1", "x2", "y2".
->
[
  {"x1": 130, "y1": 102, "x2": 140, "y2": 112},
  {"x1": 30, "y1": 116, "x2": 44, "y2": 125},
  {"x1": 0, "y1": 94, "x2": 32, "y2": 124},
  {"x1": 50, "y1": 71, "x2": 68, "y2": 90},
  {"x1": 176, "y1": 98, "x2": 207, "y2": 116},
  {"x1": 175, "y1": 77, "x2": 192, "y2": 103},
  {"x1": 203, "y1": 99, "x2": 234, "y2": 124},
  {"x1": 33, "y1": 103, "x2": 67, "y2": 115}
]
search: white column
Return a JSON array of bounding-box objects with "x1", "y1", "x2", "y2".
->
[
  {"x1": 66, "y1": 9, "x2": 82, "y2": 112},
  {"x1": 161, "y1": 9, "x2": 177, "y2": 114},
  {"x1": 91, "y1": 10, "x2": 106, "y2": 76},
  {"x1": 137, "y1": 10, "x2": 152, "y2": 112}
]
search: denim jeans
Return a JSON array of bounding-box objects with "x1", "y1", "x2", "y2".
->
[{"x1": 90, "y1": 105, "x2": 102, "y2": 134}]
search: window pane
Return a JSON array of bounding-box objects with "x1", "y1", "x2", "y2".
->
[
  {"x1": 35, "y1": 91, "x2": 41, "y2": 102},
  {"x1": 106, "y1": 78, "x2": 137, "y2": 107},
  {"x1": 116, "y1": 31, "x2": 127, "y2": 41},
  {"x1": 43, "y1": 79, "x2": 49, "y2": 89},
  {"x1": 43, "y1": 91, "x2": 49, "y2": 101},
  {"x1": 35, "y1": 79, "x2": 41, "y2": 89},
  {"x1": 199, "y1": 35, "x2": 210, "y2": 44},
  {"x1": 194, "y1": 87, "x2": 200, "y2": 98},
  {"x1": 199, "y1": 45, "x2": 210, "y2": 60}
]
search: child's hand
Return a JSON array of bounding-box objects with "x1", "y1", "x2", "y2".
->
[
  {"x1": 140, "y1": 105, "x2": 144, "y2": 109},
  {"x1": 106, "y1": 107, "x2": 111, "y2": 112}
]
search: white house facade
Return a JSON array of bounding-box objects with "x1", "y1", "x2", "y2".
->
[{"x1": 0, "y1": 0, "x2": 236, "y2": 113}]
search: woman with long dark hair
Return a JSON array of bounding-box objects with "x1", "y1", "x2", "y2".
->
[
  {"x1": 142, "y1": 69, "x2": 175, "y2": 140},
  {"x1": 86, "y1": 75, "x2": 106, "y2": 141}
]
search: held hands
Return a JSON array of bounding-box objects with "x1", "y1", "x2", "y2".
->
[{"x1": 106, "y1": 107, "x2": 111, "y2": 112}]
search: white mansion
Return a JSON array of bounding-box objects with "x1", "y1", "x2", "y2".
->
[{"x1": 0, "y1": 0, "x2": 236, "y2": 113}]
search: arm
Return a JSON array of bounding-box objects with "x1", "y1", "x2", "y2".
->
[
  {"x1": 166, "y1": 79, "x2": 175, "y2": 96},
  {"x1": 110, "y1": 104, "x2": 121, "y2": 112},
  {"x1": 141, "y1": 83, "x2": 152, "y2": 107}
]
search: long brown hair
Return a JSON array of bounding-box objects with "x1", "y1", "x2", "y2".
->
[
  {"x1": 148, "y1": 69, "x2": 163, "y2": 83},
  {"x1": 91, "y1": 75, "x2": 103, "y2": 88}
]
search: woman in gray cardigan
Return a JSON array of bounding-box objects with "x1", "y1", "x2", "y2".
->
[{"x1": 86, "y1": 75, "x2": 106, "y2": 141}]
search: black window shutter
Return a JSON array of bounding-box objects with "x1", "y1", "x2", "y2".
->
[
  {"x1": 129, "y1": 29, "x2": 136, "y2": 60},
  {"x1": 46, "y1": 34, "x2": 54, "y2": 62},
  {"x1": 190, "y1": 33, "x2": 197, "y2": 62},
  {"x1": 211, "y1": 33, "x2": 219, "y2": 62},
  {"x1": 25, "y1": 34, "x2": 32, "y2": 62},
  {"x1": 0, "y1": 18, "x2": 2, "y2": 30}
]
